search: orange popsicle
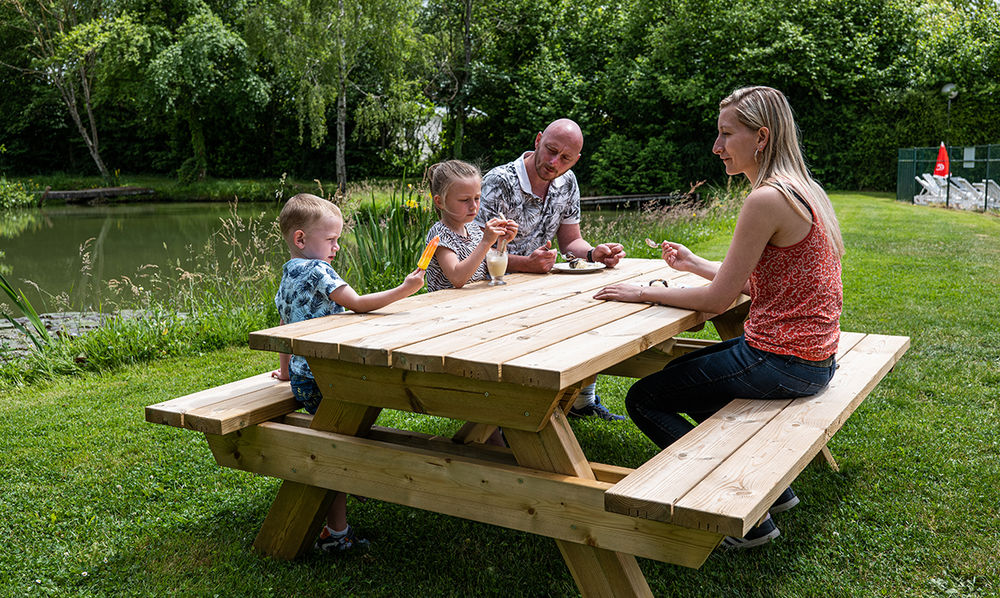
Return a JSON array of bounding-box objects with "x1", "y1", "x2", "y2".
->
[{"x1": 417, "y1": 235, "x2": 440, "y2": 270}]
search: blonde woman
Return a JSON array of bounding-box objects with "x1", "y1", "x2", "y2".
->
[{"x1": 595, "y1": 86, "x2": 844, "y2": 549}]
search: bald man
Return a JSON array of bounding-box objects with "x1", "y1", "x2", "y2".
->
[{"x1": 475, "y1": 118, "x2": 626, "y2": 421}]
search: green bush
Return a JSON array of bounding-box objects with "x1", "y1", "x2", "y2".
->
[
  {"x1": 0, "y1": 176, "x2": 36, "y2": 209},
  {"x1": 589, "y1": 134, "x2": 684, "y2": 195}
]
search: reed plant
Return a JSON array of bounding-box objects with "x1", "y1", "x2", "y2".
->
[
  {"x1": 340, "y1": 182, "x2": 438, "y2": 294},
  {"x1": 0, "y1": 270, "x2": 52, "y2": 350}
]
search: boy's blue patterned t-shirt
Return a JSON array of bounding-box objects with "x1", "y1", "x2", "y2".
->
[{"x1": 275, "y1": 258, "x2": 348, "y2": 378}]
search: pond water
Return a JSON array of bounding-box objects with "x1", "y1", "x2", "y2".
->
[{"x1": 0, "y1": 202, "x2": 282, "y2": 313}]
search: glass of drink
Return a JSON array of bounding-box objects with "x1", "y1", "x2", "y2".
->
[{"x1": 486, "y1": 248, "x2": 508, "y2": 286}]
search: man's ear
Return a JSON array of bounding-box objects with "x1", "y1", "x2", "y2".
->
[{"x1": 534, "y1": 131, "x2": 542, "y2": 149}]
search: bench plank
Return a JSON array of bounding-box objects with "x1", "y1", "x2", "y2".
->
[
  {"x1": 145, "y1": 373, "x2": 298, "y2": 435},
  {"x1": 604, "y1": 332, "x2": 909, "y2": 538},
  {"x1": 671, "y1": 334, "x2": 909, "y2": 536}
]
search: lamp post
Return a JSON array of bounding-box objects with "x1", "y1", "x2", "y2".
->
[{"x1": 942, "y1": 83, "x2": 957, "y2": 207}]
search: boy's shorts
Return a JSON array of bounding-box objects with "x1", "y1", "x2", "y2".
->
[{"x1": 289, "y1": 374, "x2": 323, "y2": 415}]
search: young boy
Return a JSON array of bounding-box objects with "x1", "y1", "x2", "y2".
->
[{"x1": 271, "y1": 193, "x2": 425, "y2": 552}]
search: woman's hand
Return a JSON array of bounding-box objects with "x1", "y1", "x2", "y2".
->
[
  {"x1": 662, "y1": 241, "x2": 698, "y2": 272},
  {"x1": 593, "y1": 282, "x2": 644, "y2": 303}
]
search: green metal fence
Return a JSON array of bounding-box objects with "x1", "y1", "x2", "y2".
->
[{"x1": 897, "y1": 144, "x2": 1000, "y2": 210}]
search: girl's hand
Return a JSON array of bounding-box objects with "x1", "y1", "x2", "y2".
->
[
  {"x1": 662, "y1": 241, "x2": 697, "y2": 272},
  {"x1": 484, "y1": 217, "x2": 507, "y2": 243},
  {"x1": 594, "y1": 283, "x2": 643, "y2": 303},
  {"x1": 502, "y1": 219, "x2": 519, "y2": 241}
]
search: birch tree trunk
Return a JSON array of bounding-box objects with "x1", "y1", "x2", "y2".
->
[{"x1": 335, "y1": 0, "x2": 348, "y2": 196}]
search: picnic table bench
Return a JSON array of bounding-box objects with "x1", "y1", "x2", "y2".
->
[{"x1": 146, "y1": 258, "x2": 908, "y2": 597}]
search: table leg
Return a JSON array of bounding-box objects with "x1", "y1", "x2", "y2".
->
[
  {"x1": 710, "y1": 300, "x2": 750, "y2": 340},
  {"x1": 252, "y1": 400, "x2": 382, "y2": 559},
  {"x1": 505, "y1": 411, "x2": 653, "y2": 598},
  {"x1": 452, "y1": 422, "x2": 498, "y2": 445},
  {"x1": 811, "y1": 444, "x2": 840, "y2": 472}
]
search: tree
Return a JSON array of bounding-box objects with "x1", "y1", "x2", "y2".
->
[
  {"x1": 420, "y1": 0, "x2": 475, "y2": 158},
  {"x1": 248, "y1": 0, "x2": 426, "y2": 194},
  {"x1": 147, "y1": 4, "x2": 269, "y2": 182},
  {"x1": 0, "y1": 0, "x2": 137, "y2": 181}
]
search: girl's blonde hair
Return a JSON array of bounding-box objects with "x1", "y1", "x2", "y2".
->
[
  {"x1": 720, "y1": 86, "x2": 845, "y2": 257},
  {"x1": 425, "y1": 160, "x2": 481, "y2": 208},
  {"x1": 279, "y1": 193, "x2": 342, "y2": 246}
]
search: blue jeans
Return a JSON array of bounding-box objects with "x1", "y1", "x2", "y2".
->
[
  {"x1": 290, "y1": 374, "x2": 324, "y2": 415},
  {"x1": 625, "y1": 336, "x2": 837, "y2": 449}
]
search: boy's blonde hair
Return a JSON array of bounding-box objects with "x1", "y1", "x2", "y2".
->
[
  {"x1": 425, "y1": 160, "x2": 481, "y2": 209},
  {"x1": 279, "y1": 193, "x2": 343, "y2": 247}
]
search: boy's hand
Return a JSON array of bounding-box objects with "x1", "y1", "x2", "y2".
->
[{"x1": 401, "y1": 268, "x2": 426, "y2": 294}]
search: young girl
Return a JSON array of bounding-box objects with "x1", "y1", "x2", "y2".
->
[
  {"x1": 423, "y1": 160, "x2": 518, "y2": 291},
  {"x1": 595, "y1": 86, "x2": 844, "y2": 549}
]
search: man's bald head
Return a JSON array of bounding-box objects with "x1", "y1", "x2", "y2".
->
[
  {"x1": 532, "y1": 119, "x2": 583, "y2": 182},
  {"x1": 540, "y1": 119, "x2": 583, "y2": 153}
]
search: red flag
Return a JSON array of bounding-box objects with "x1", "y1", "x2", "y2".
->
[{"x1": 934, "y1": 142, "x2": 949, "y2": 176}]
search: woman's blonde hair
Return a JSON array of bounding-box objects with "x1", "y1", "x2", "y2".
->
[
  {"x1": 278, "y1": 193, "x2": 342, "y2": 246},
  {"x1": 720, "y1": 86, "x2": 845, "y2": 257},
  {"x1": 425, "y1": 160, "x2": 481, "y2": 211}
]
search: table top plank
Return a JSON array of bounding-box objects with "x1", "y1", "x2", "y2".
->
[
  {"x1": 391, "y1": 261, "x2": 680, "y2": 373},
  {"x1": 502, "y1": 280, "x2": 747, "y2": 389},
  {"x1": 443, "y1": 300, "x2": 654, "y2": 382},
  {"x1": 292, "y1": 259, "x2": 672, "y2": 367}
]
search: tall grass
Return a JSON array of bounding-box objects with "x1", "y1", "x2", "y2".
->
[
  {"x1": 0, "y1": 270, "x2": 52, "y2": 350},
  {"x1": 581, "y1": 180, "x2": 745, "y2": 258}
]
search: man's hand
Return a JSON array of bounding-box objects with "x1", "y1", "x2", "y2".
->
[
  {"x1": 516, "y1": 241, "x2": 557, "y2": 273},
  {"x1": 591, "y1": 242, "x2": 625, "y2": 268}
]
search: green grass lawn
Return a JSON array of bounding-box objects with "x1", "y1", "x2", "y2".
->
[{"x1": 1, "y1": 193, "x2": 998, "y2": 597}]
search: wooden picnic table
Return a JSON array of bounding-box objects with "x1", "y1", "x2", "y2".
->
[{"x1": 237, "y1": 257, "x2": 750, "y2": 596}]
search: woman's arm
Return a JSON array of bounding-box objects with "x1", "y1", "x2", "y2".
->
[{"x1": 596, "y1": 187, "x2": 791, "y2": 313}]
